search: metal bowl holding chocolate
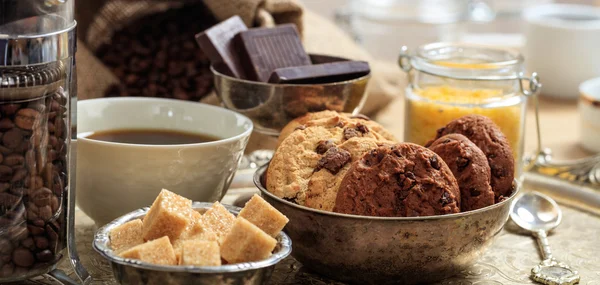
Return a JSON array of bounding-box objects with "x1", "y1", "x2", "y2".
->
[
  {"x1": 212, "y1": 54, "x2": 370, "y2": 136},
  {"x1": 253, "y1": 111, "x2": 520, "y2": 284},
  {"x1": 93, "y1": 199, "x2": 292, "y2": 285},
  {"x1": 197, "y1": 16, "x2": 370, "y2": 136}
]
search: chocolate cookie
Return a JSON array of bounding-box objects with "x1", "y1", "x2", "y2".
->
[
  {"x1": 277, "y1": 111, "x2": 397, "y2": 146},
  {"x1": 267, "y1": 118, "x2": 389, "y2": 206},
  {"x1": 426, "y1": 115, "x2": 514, "y2": 199},
  {"x1": 333, "y1": 143, "x2": 460, "y2": 217},
  {"x1": 428, "y1": 134, "x2": 494, "y2": 211}
]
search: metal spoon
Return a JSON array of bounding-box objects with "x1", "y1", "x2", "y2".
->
[{"x1": 510, "y1": 191, "x2": 580, "y2": 285}]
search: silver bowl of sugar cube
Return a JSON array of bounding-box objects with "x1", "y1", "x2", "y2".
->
[{"x1": 93, "y1": 190, "x2": 291, "y2": 285}]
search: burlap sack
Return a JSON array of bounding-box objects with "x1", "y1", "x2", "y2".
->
[{"x1": 76, "y1": 0, "x2": 403, "y2": 110}]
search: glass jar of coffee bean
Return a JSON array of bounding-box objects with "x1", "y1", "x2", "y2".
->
[{"x1": 0, "y1": 63, "x2": 70, "y2": 280}]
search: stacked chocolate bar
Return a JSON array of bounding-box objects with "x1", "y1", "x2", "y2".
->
[{"x1": 196, "y1": 16, "x2": 370, "y2": 84}]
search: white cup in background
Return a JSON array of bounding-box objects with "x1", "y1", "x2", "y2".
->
[
  {"x1": 524, "y1": 4, "x2": 600, "y2": 99},
  {"x1": 579, "y1": 77, "x2": 600, "y2": 153}
]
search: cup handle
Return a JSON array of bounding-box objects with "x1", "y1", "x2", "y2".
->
[{"x1": 467, "y1": 0, "x2": 496, "y2": 23}]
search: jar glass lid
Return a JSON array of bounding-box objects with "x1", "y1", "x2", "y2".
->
[{"x1": 409, "y1": 42, "x2": 524, "y2": 81}]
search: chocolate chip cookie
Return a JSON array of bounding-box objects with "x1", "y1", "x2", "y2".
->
[
  {"x1": 267, "y1": 118, "x2": 388, "y2": 206},
  {"x1": 426, "y1": 115, "x2": 514, "y2": 200},
  {"x1": 428, "y1": 134, "x2": 494, "y2": 211},
  {"x1": 333, "y1": 143, "x2": 460, "y2": 217}
]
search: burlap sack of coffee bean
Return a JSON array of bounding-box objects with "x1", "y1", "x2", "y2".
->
[{"x1": 75, "y1": 0, "x2": 405, "y2": 150}]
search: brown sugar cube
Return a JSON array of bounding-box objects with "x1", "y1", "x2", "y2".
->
[
  {"x1": 220, "y1": 217, "x2": 277, "y2": 264},
  {"x1": 181, "y1": 210, "x2": 218, "y2": 242},
  {"x1": 109, "y1": 219, "x2": 144, "y2": 253},
  {"x1": 238, "y1": 194, "x2": 289, "y2": 237},
  {"x1": 201, "y1": 202, "x2": 236, "y2": 244},
  {"x1": 142, "y1": 189, "x2": 192, "y2": 242},
  {"x1": 179, "y1": 240, "x2": 221, "y2": 266},
  {"x1": 173, "y1": 209, "x2": 219, "y2": 262},
  {"x1": 119, "y1": 236, "x2": 177, "y2": 265}
]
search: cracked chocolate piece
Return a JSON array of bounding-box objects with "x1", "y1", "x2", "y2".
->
[
  {"x1": 333, "y1": 143, "x2": 460, "y2": 217},
  {"x1": 343, "y1": 123, "x2": 370, "y2": 140},
  {"x1": 315, "y1": 140, "x2": 335, "y2": 155},
  {"x1": 316, "y1": 147, "x2": 351, "y2": 174},
  {"x1": 428, "y1": 134, "x2": 495, "y2": 211}
]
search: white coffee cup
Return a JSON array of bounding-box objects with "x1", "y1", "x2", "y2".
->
[
  {"x1": 579, "y1": 77, "x2": 600, "y2": 153},
  {"x1": 523, "y1": 4, "x2": 600, "y2": 99},
  {"x1": 75, "y1": 97, "x2": 253, "y2": 226}
]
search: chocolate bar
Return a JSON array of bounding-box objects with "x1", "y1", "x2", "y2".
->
[
  {"x1": 195, "y1": 15, "x2": 247, "y2": 78},
  {"x1": 234, "y1": 24, "x2": 311, "y2": 82},
  {"x1": 268, "y1": 61, "x2": 370, "y2": 84}
]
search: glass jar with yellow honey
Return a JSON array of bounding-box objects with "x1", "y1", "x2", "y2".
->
[{"x1": 399, "y1": 43, "x2": 541, "y2": 176}]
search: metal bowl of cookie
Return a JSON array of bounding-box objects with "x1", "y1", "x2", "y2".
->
[
  {"x1": 212, "y1": 54, "x2": 371, "y2": 136},
  {"x1": 93, "y1": 202, "x2": 292, "y2": 285},
  {"x1": 254, "y1": 164, "x2": 520, "y2": 285}
]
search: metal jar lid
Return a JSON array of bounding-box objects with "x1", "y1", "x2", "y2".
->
[{"x1": 0, "y1": 61, "x2": 65, "y2": 100}]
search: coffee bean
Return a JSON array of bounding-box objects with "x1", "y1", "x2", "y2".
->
[
  {"x1": 32, "y1": 219, "x2": 45, "y2": 227},
  {"x1": 27, "y1": 225, "x2": 44, "y2": 236},
  {"x1": 48, "y1": 136, "x2": 58, "y2": 149},
  {"x1": 45, "y1": 225, "x2": 58, "y2": 242},
  {"x1": 4, "y1": 154, "x2": 24, "y2": 166},
  {"x1": 14, "y1": 108, "x2": 40, "y2": 130},
  {"x1": 0, "y1": 192, "x2": 19, "y2": 208},
  {"x1": 47, "y1": 149, "x2": 57, "y2": 162},
  {"x1": 30, "y1": 188, "x2": 52, "y2": 207},
  {"x1": 47, "y1": 122, "x2": 55, "y2": 133},
  {"x1": 21, "y1": 237, "x2": 34, "y2": 249},
  {"x1": 0, "y1": 255, "x2": 10, "y2": 263},
  {"x1": 36, "y1": 250, "x2": 53, "y2": 262},
  {"x1": 0, "y1": 239, "x2": 12, "y2": 255},
  {"x1": 1, "y1": 104, "x2": 20, "y2": 115},
  {"x1": 0, "y1": 165, "x2": 13, "y2": 182},
  {"x1": 11, "y1": 168, "x2": 27, "y2": 183},
  {"x1": 12, "y1": 142, "x2": 27, "y2": 155},
  {"x1": 3, "y1": 129, "x2": 23, "y2": 149},
  {"x1": 0, "y1": 182, "x2": 9, "y2": 192},
  {"x1": 34, "y1": 236, "x2": 49, "y2": 249},
  {"x1": 12, "y1": 247, "x2": 34, "y2": 267},
  {"x1": 1, "y1": 263, "x2": 14, "y2": 277},
  {"x1": 0, "y1": 118, "x2": 14, "y2": 130},
  {"x1": 0, "y1": 145, "x2": 11, "y2": 155},
  {"x1": 39, "y1": 205, "x2": 53, "y2": 221},
  {"x1": 50, "y1": 101, "x2": 60, "y2": 112},
  {"x1": 25, "y1": 176, "x2": 43, "y2": 190}
]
